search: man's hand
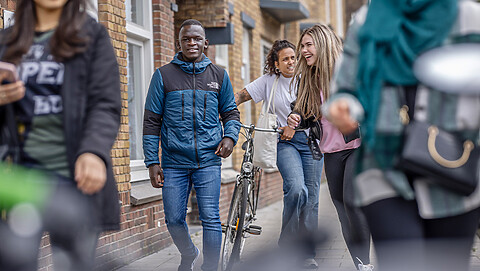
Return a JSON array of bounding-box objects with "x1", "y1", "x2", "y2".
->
[
  {"x1": 149, "y1": 164, "x2": 164, "y2": 188},
  {"x1": 287, "y1": 113, "x2": 301, "y2": 129},
  {"x1": 75, "y1": 153, "x2": 107, "y2": 195},
  {"x1": 215, "y1": 137, "x2": 234, "y2": 158},
  {"x1": 279, "y1": 126, "x2": 295, "y2": 140},
  {"x1": 328, "y1": 99, "x2": 358, "y2": 135}
]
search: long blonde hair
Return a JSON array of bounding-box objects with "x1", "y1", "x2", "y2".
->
[{"x1": 293, "y1": 24, "x2": 342, "y2": 121}]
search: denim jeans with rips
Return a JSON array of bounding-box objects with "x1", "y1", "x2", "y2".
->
[{"x1": 162, "y1": 166, "x2": 222, "y2": 271}]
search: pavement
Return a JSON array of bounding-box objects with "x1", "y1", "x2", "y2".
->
[{"x1": 118, "y1": 183, "x2": 480, "y2": 271}]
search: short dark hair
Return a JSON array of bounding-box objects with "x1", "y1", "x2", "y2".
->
[{"x1": 180, "y1": 19, "x2": 205, "y2": 33}]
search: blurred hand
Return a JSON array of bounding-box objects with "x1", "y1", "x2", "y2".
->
[
  {"x1": 328, "y1": 99, "x2": 358, "y2": 135},
  {"x1": 149, "y1": 164, "x2": 164, "y2": 188},
  {"x1": 215, "y1": 137, "x2": 234, "y2": 158},
  {"x1": 279, "y1": 126, "x2": 295, "y2": 140},
  {"x1": 287, "y1": 113, "x2": 301, "y2": 129},
  {"x1": 75, "y1": 153, "x2": 107, "y2": 195},
  {"x1": 0, "y1": 79, "x2": 25, "y2": 106}
]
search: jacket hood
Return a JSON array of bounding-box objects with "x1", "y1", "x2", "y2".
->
[{"x1": 172, "y1": 52, "x2": 212, "y2": 74}]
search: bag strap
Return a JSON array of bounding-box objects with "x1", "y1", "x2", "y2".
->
[{"x1": 263, "y1": 76, "x2": 279, "y2": 114}]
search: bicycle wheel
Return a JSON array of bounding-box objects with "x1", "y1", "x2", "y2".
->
[
  {"x1": 238, "y1": 179, "x2": 253, "y2": 257},
  {"x1": 221, "y1": 178, "x2": 248, "y2": 271}
]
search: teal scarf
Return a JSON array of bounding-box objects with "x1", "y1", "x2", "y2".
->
[{"x1": 356, "y1": 0, "x2": 458, "y2": 148}]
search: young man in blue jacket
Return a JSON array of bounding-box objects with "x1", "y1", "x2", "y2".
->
[{"x1": 143, "y1": 19, "x2": 240, "y2": 271}]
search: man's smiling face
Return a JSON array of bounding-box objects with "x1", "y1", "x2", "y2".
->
[{"x1": 179, "y1": 24, "x2": 208, "y2": 62}]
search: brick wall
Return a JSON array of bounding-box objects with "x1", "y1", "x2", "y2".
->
[
  {"x1": 175, "y1": 0, "x2": 228, "y2": 28},
  {"x1": 95, "y1": 0, "x2": 131, "y2": 269},
  {"x1": 0, "y1": 0, "x2": 14, "y2": 11},
  {"x1": 153, "y1": 0, "x2": 176, "y2": 68},
  {"x1": 96, "y1": 0, "x2": 178, "y2": 270}
]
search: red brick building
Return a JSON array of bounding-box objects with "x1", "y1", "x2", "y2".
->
[{"x1": 0, "y1": 0, "x2": 359, "y2": 269}]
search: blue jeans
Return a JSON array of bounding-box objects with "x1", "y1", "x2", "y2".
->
[
  {"x1": 276, "y1": 131, "x2": 323, "y2": 258},
  {"x1": 162, "y1": 166, "x2": 222, "y2": 271}
]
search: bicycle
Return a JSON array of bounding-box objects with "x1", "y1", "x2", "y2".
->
[{"x1": 221, "y1": 123, "x2": 282, "y2": 271}]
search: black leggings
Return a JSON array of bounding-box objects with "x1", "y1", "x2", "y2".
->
[
  {"x1": 324, "y1": 149, "x2": 371, "y2": 268},
  {"x1": 362, "y1": 197, "x2": 480, "y2": 271}
]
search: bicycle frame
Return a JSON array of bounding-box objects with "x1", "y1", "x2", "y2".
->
[
  {"x1": 221, "y1": 123, "x2": 280, "y2": 271},
  {"x1": 238, "y1": 124, "x2": 278, "y2": 222}
]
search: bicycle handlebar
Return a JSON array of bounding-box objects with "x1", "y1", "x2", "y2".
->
[{"x1": 239, "y1": 123, "x2": 283, "y2": 134}]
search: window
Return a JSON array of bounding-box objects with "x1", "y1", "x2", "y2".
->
[
  {"x1": 215, "y1": 45, "x2": 229, "y2": 71},
  {"x1": 260, "y1": 39, "x2": 272, "y2": 74},
  {"x1": 86, "y1": 0, "x2": 98, "y2": 20},
  {"x1": 335, "y1": 0, "x2": 345, "y2": 37},
  {"x1": 215, "y1": 45, "x2": 233, "y2": 170},
  {"x1": 127, "y1": 41, "x2": 144, "y2": 160},
  {"x1": 242, "y1": 27, "x2": 252, "y2": 126},
  {"x1": 125, "y1": 0, "x2": 145, "y2": 26},
  {"x1": 325, "y1": 0, "x2": 331, "y2": 24},
  {"x1": 126, "y1": 0, "x2": 154, "y2": 181}
]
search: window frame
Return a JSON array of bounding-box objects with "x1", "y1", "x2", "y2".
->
[
  {"x1": 260, "y1": 39, "x2": 272, "y2": 74},
  {"x1": 125, "y1": 0, "x2": 147, "y2": 28},
  {"x1": 87, "y1": 0, "x2": 98, "y2": 20},
  {"x1": 215, "y1": 44, "x2": 234, "y2": 170},
  {"x1": 126, "y1": 0, "x2": 154, "y2": 183},
  {"x1": 241, "y1": 27, "x2": 252, "y2": 126}
]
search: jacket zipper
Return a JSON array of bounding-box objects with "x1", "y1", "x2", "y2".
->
[
  {"x1": 192, "y1": 62, "x2": 200, "y2": 167},
  {"x1": 203, "y1": 94, "x2": 207, "y2": 121},
  {"x1": 182, "y1": 93, "x2": 184, "y2": 120}
]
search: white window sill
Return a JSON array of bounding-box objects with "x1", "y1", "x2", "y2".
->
[{"x1": 129, "y1": 159, "x2": 240, "y2": 205}]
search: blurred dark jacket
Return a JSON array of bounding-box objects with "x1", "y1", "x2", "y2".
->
[{"x1": 0, "y1": 16, "x2": 121, "y2": 230}]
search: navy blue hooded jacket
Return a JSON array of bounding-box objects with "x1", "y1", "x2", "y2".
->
[{"x1": 143, "y1": 53, "x2": 240, "y2": 168}]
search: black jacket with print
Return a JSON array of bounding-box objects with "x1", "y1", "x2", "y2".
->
[{"x1": 0, "y1": 16, "x2": 121, "y2": 230}]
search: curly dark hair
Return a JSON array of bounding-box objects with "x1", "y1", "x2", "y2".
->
[{"x1": 264, "y1": 40, "x2": 296, "y2": 75}]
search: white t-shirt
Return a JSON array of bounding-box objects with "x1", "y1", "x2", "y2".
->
[{"x1": 245, "y1": 74, "x2": 296, "y2": 127}]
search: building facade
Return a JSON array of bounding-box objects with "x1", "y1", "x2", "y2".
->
[{"x1": 0, "y1": 0, "x2": 357, "y2": 269}]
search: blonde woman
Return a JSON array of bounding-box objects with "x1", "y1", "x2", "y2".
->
[{"x1": 287, "y1": 24, "x2": 372, "y2": 271}]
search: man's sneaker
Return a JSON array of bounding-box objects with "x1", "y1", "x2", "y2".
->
[
  {"x1": 302, "y1": 258, "x2": 318, "y2": 269},
  {"x1": 356, "y1": 257, "x2": 374, "y2": 271},
  {"x1": 178, "y1": 246, "x2": 200, "y2": 271}
]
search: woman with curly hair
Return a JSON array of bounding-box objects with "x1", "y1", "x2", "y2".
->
[{"x1": 235, "y1": 39, "x2": 324, "y2": 269}]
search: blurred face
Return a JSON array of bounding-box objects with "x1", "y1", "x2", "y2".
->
[
  {"x1": 179, "y1": 24, "x2": 209, "y2": 62},
  {"x1": 300, "y1": 34, "x2": 317, "y2": 66},
  {"x1": 275, "y1": 47, "x2": 296, "y2": 78},
  {"x1": 34, "y1": 0, "x2": 68, "y2": 11}
]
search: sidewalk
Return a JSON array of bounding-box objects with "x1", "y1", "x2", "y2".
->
[{"x1": 117, "y1": 183, "x2": 480, "y2": 271}]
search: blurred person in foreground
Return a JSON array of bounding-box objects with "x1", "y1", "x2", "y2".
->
[
  {"x1": 324, "y1": 0, "x2": 480, "y2": 270},
  {"x1": 235, "y1": 39, "x2": 324, "y2": 269},
  {"x1": 0, "y1": 0, "x2": 121, "y2": 270},
  {"x1": 287, "y1": 24, "x2": 372, "y2": 270},
  {"x1": 143, "y1": 19, "x2": 240, "y2": 271}
]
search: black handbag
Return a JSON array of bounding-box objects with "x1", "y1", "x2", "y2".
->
[
  {"x1": 344, "y1": 126, "x2": 361, "y2": 144},
  {"x1": 399, "y1": 121, "x2": 479, "y2": 196}
]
